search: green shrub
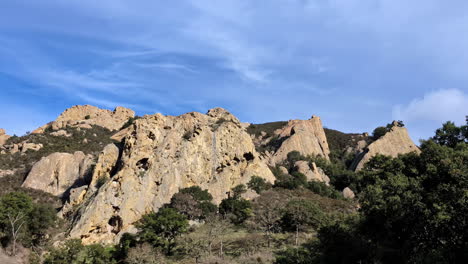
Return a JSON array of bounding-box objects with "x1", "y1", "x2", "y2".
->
[{"x1": 247, "y1": 176, "x2": 272, "y2": 194}]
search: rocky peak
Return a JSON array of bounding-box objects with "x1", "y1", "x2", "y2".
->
[
  {"x1": 269, "y1": 115, "x2": 330, "y2": 165},
  {"x1": 352, "y1": 122, "x2": 420, "y2": 171},
  {"x1": 206, "y1": 107, "x2": 240, "y2": 124},
  {"x1": 68, "y1": 108, "x2": 274, "y2": 244},
  {"x1": 33, "y1": 105, "x2": 135, "y2": 133}
]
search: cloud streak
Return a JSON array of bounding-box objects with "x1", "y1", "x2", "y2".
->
[{"x1": 1, "y1": 0, "x2": 468, "y2": 138}]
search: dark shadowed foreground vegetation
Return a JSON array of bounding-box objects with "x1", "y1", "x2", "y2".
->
[{"x1": 0, "y1": 121, "x2": 466, "y2": 263}]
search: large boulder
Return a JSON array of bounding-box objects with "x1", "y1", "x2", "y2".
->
[
  {"x1": 343, "y1": 187, "x2": 355, "y2": 199},
  {"x1": 294, "y1": 160, "x2": 330, "y2": 184},
  {"x1": 69, "y1": 108, "x2": 275, "y2": 244},
  {"x1": 22, "y1": 152, "x2": 94, "y2": 197},
  {"x1": 269, "y1": 116, "x2": 330, "y2": 165},
  {"x1": 352, "y1": 122, "x2": 420, "y2": 171},
  {"x1": 33, "y1": 105, "x2": 135, "y2": 133}
]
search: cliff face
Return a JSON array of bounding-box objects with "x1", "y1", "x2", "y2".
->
[
  {"x1": 22, "y1": 152, "x2": 94, "y2": 197},
  {"x1": 33, "y1": 105, "x2": 135, "y2": 133},
  {"x1": 269, "y1": 116, "x2": 330, "y2": 165},
  {"x1": 352, "y1": 124, "x2": 420, "y2": 171},
  {"x1": 69, "y1": 108, "x2": 274, "y2": 244}
]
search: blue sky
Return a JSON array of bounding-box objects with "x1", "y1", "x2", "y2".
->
[{"x1": 0, "y1": 0, "x2": 467, "y2": 141}]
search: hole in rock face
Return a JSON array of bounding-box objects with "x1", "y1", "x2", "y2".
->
[
  {"x1": 108, "y1": 216, "x2": 123, "y2": 234},
  {"x1": 233, "y1": 157, "x2": 240, "y2": 163},
  {"x1": 243, "y1": 152, "x2": 254, "y2": 161},
  {"x1": 136, "y1": 158, "x2": 149, "y2": 171}
]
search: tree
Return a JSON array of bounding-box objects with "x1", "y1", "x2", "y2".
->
[
  {"x1": 281, "y1": 199, "x2": 327, "y2": 246},
  {"x1": 126, "y1": 243, "x2": 166, "y2": 264},
  {"x1": 247, "y1": 176, "x2": 272, "y2": 194},
  {"x1": 138, "y1": 208, "x2": 189, "y2": 255},
  {"x1": 0, "y1": 192, "x2": 33, "y2": 255},
  {"x1": 27, "y1": 203, "x2": 57, "y2": 247},
  {"x1": 231, "y1": 184, "x2": 247, "y2": 199},
  {"x1": 219, "y1": 193, "x2": 252, "y2": 225},
  {"x1": 432, "y1": 121, "x2": 467, "y2": 147},
  {"x1": 219, "y1": 184, "x2": 255, "y2": 225},
  {"x1": 251, "y1": 190, "x2": 284, "y2": 247},
  {"x1": 170, "y1": 186, "x2": 217, "y2": 220}
]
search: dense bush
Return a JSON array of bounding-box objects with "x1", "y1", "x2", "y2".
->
[
  {"x1": 169, "y1": 186, "x2": 217, "y2": 220},
  {"x1": 247, "y1": 176, "x2": 272, "y2": 194},
  {"x1": 307, "y1": 181, "x2": 342, "y2": 199}
]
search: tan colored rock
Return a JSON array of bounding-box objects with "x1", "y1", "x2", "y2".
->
[
  {"x1": 0, "y1": 169, "x2": 15, "y2": 178},
  {"x1": 269, "y1": 116, "x2": 330, "y2": 165},
  {"x1": 69, "y1": 108, "x2": 275, "y2": 244},
  {"x1": 35, "y1": 105, "x2": 135, "y2": 133},
  {"x1": 278, "y1": 166, "x2": 289, "y2": 175},
  {"x1": 20, "y1": 143, "x2": 43, "y2": 153},
  {"x1": 111, "y1": 126, "x2": 133, "y2": 142},
  {"x1": 0, "y1": 129, "x2": 11, "y2": 146},
  {"x1": 22, "y1": 152, "x2": 94, "y2": 197},
  {"x1": 50, "y1": 130, "x2": 72, "y2": 137},
  {"x1": 294, "y1": 160, "x2": 329, "y2": 184},
  {"x1": 89, "y1": 144, "x2": 120, "y2": 189},
  {"x1": 353, "y1": 123, "x2": 420, "y2": 171},
  {"x1": 343, "y1": 187, "x2": 355, "y2": 199},
  {"x1": 2, "y1": 142, "x2": 43, "y2": 154},
  {"x1": 60, "y1": 186, "x2": 88, "y2": 218}
]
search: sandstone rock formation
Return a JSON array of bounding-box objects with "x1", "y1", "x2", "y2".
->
[
  {"x1": 0, "y1": 129, "x2": 10, "y2": 146},
  {"x1": 69, "y1": 108, "x2": 275, "y2": 244},
  {"x1": 352, "y1": 122, "x2": 420, "y2": 171},
  {"x1": 1, "y1": 142, "x2": 43, "y2": 154},
  {"x1": 22, "y1": 152, "x2": 94, "y2": 197},
  {"x1": 89, "y1": 144, "x2": 120, "y2": 189},
  {"x1": 294, "y1": 160, "x2": 330, "y2": 184},
  {"x1": 269, "y1": 116, "x2": 330, "y2": 165},
  {"x1": 33, "y1": 105, "x2": 135, "y2": 133}
]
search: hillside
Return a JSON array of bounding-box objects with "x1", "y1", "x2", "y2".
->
[{"x1": 0, "y1": 105, "x2": 465, "y2": 264}]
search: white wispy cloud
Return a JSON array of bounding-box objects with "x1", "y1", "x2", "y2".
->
[{"x1": 393, "y1": 89, "x2": 468, "y2": 124}]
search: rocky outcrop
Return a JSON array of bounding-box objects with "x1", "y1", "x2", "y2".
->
[
  {"x1": 22, "y1": 152, "x2": 94, "y2": 197},
  {"x1": 69, "y1": 108, "x2": 275, "y2": 244},
  {"x1": 0, "y1": 129, "x2": 10, "y2": 146},
  {"x1": 89, "y1": 144, "x2": 121, "y2": 189},
  {"x1": 1, "y1": 142, "x2": 43, "y2": 154},
  {"x1": 33, "y1": 105, "x2": 135, "y2": 133},
  {"x1": 50, "y1": 130, "x2": 72, "y2": 137},
  {"x1": 269, "y1": 116, "x2": 330, "y2": 165},
  {"x1": 294, "y1": 161, "x2": 330, "y2": 184},
  {"x1": 352, "y1": 122, "x2": 420, "y2": 171}
]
